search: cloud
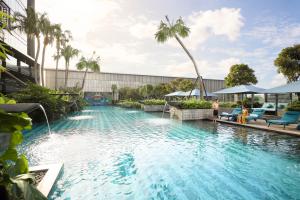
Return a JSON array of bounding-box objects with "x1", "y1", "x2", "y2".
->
[
  {"x1": 178, "y1": 8, "x2": 244, "y2": 49},
  {"x1": 129, "y1": 17, "x2": 158, "y2": 39},
  {"x1": 270, "y1": 74, "x2": 286, "y2": 87},
  {"x1": 247, "y1": 21, "x2": 300, "y2": 48}
]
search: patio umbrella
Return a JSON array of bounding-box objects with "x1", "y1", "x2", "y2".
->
[
  {"x1": 164, "y1": 91, "x2": 187, "y2": 97},
  {"x1": 264, "y1": 80, "x2": 300, "y2": 93},
  {"x1": 213, "y1": 85, "x2": 266, "y2": 108},
  {"x1": 264, "y1": 80, "x2": 300, "y2": 115},
  {"x1": 213, "y1": 85, "x2": 265, "y2": 94},
  {"x1": 185, "y1": 89, "x2": 218, "y2": 97}
]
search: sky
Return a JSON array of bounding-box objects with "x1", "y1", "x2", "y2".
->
[{"x1": 36, "y1": 0, "x2": 300, "y2": 88}]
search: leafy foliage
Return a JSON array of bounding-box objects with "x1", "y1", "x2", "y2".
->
[
  {"x1": 219, "y1": 102, "x2": 239, "y2": 108},
  {"x1": 0, "y1": 111, "x2": 47, "y2": 200},
  {"x1": 143, "y1": 99, "x2": 166, "y2": 105},
  {"x1": 169, "y1": 78, "x2": 193, "y2": 91},
  {"x1": 76, "y1": 52, "x2": 101, "y2": 89},
  {"x1": 9, "y1": 83, "x2": 66, "y2": 122},
  {"x1": 225, "y1": 64, "x2": 258, "y2": 87},
  {"x1": 117, "y1": 100, "x2": 142, "y2": 109},
  {"x1": 274, "y1": 44, "x2": 300, "y2": 82},
  {"x1": 287, "y1": 100, "x2": 300, "y2": 111},
  {"x1": 178, "y1": 98, "x2": 212, "y2": 109}
]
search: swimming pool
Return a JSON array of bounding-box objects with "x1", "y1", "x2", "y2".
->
[{"x1": 21, "y1": 106, "x2": 300, "y2": 200}]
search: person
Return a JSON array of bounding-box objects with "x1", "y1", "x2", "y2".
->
[
  {"x1": 212, "y1": 99, "x2": 219, "y2": 123},
  {"x1": 238, "y1": 105, "x2": 249, "y2": 124}
]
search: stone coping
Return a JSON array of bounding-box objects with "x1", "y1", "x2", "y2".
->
[
  {"x1": 29, "y1": 163, "x2": 64, "y2": 197},
  {"x1": 216, "y1": 119, "x2": 300, "y2": 137}
]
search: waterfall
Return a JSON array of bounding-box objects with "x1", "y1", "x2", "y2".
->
[{"x1": 38, "y1": 104, "x2": 52, "y2": 134}]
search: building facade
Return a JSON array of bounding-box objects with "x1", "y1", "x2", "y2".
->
[
  {"x1": 45, "y1": 68, "x2": 226, "y2": 94},
  {"x1": 0, "y1": 0, "x2": 36, "y2": 93}
]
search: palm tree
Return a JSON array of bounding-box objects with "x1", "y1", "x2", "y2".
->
[
  {"x1": 40, "y1": 15, "x2": 56, "y2": 86},
  {"x1": 76, "y1": 52, "x2": 100, "y2": 89},
  {"x1": 53, "y1": 26, "x2": 72, "y2": 90},
  {"x1": 14, "y1": 7, "x2": 43, "y2": 84},
  {"x1": 155, "y1": 15, "x2": 206, "y2": 98},
  {"x1": 61, "y1": 45, "x2": 79, "y2": 88},
  {"x1": 111, "y1": 84, "x2": 117, "y2": 103}
]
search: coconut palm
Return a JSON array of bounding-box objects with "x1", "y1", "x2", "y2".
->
[
  {"x1": 53, "y1": 25, "x2": 72, "y2": 90},
  {"x1": 76, "y1": 52, "x2": 100, "y2": 89},
  {"x1": 61, "y1": 45, "x2": 79, "y2": 88},
  {"x1": 40, "y1": 15, "x2": 56, "y2": 86},
  {"x1": 14, "y1": 7, "x2": 43, "y2": 84},
  {"x1": 155, "y1": 16, "x2": 206, "y2": 98},
  {"x1": 111, "y1": 84, "x2": 117, "y2": 103}
]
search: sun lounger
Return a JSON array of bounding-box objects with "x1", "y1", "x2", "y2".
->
[
  {"x1": 219, "y1": 108, "x2": 242, "y2": 121},
  {"x1": 246, "y1": 108, "x2": 265, "y2": 122},
  {"x1": 267, "y1": 111, "x2": 300, "y2": 129}
]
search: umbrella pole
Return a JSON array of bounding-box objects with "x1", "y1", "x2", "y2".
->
[{"x1": 275, "y1": 94, "x2": 278, "y2": 116}]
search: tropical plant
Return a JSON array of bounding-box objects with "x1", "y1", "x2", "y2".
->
[
  {"x1": 224, "y1": 64, "x2": 258, "y2": 87},
  {"x1": 155, "y1": 16, "x2": 206, "y2": 98},
  {"x1": 139, "y1": 84, "x2": 154, "y2": 99},
  {"x1": 143, "y1": 99, "x2": 166, "y2": 105},
  {"x1": 0, "y1": 111, "x2": 47, "y2": 200},
  {"x1": 76, "y1": 52, "x2": 100, "y2": 89},
  {"x1": 287, "y1": 100, "x2": 300, "y2": 111},
  {"x1": 274, "y1": 44, "x2": 300, "y2": 83},
  {"x1": 53, "y1": 27, "x2": 72, "y2": 90},
  {"x1": 14, "y1": 8, "x2": 43, "y2": 84},
  {"x1": 9, "y1": 83, "x2": 66, "y2": 122},
  {"x1": 40, "y1": 15, "x2": 56, "y2": 86},
  {"x1": 61, "y1": 45, "x2": 79, "y2": 88},
  {"x1": 178, "y1": 98, "x2": 212, "y2": 109},
  {"x1": 117, "y1": 100, "x2": 142, "y2": 109},
  {"x1": 169, "y1": 78, "x2": 194, "y2": 91}
]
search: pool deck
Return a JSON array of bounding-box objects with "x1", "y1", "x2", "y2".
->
[{"x1": 214, "y1": 118, "x2": 300, "y2": 137}]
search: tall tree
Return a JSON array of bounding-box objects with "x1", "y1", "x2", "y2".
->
[
  {"x1": 274, "y1": 44, "x2": 300, "y2": 82},
  {"x1": 225, "y1": 64, "x2": 257, "y2": 87},
  {"x1": 169, "y1": 78, "x2": 193, "y2": 91},
  {"x1": 40, "y1": 15, "x2": 56, "y2": 86},
  {"x1": 61, "y1": 45, "x2": 79, "y2": 88},
  {"x1": 53, "y1": 26, "x2": 72, "y2": 90},
  {"x1": 155, "y1": 15, "x2": 206, "y2": 98},
  {"x1": 111, "y1": 84, "x2": 117, "y2": 103},
  {"x1": 76, "y1": 52, "x2": 100, "y2": 89},
  {"x1": 14, "y1": 8, "x2": 43, "y2": 84}
]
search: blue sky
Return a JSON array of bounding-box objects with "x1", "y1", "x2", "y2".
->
[{"x1": 38, "y1": 0, "x2": 300, "y2": 88}]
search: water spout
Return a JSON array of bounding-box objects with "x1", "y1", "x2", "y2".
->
[
  {"x1": 38, "y1": 104, "x2": 52, "y2": 134},
  {"x1": 73, "y1": 101, "x2": 79, "y2": 112}
]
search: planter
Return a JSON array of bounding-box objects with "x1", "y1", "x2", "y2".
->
[
  {"x1": 143, "y1": 105, "x2": 167, "y2": 112},
  {"x1": 170, "y1": 106, "x2": 213, "y2": 121},
  {"x1": 29, "y1": 163, "x2": 64, "y2": 198}
]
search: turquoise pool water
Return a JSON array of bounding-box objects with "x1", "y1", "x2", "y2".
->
[{"x1": 21, "y1": 106, "x2": 300, "y2": 200}]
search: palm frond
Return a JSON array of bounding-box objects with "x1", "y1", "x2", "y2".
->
[
  {"x1": 154, "y1": 21, "x2": 171, "y2": 43},
  {"x1": 174, "y1": 17, "x2": 190, "y2": 38}
]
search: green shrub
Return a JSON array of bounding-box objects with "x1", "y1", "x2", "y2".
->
[
  {"x1": 117, "y1": 100, "x2": 142, "y2": 109},
  {"x1": 287, "y1": 100, "x2": 300, "y2": 111},
  {"x1": 178, "y1": 98, "x2": 212, "y2": 109},
  {"x1": 219, "y1": 102, "x2": 238, "y2": 108},
  {"x1": 143, "y1": 99, "x2": 166, "y2": 105},
  {"x1": 0, "y1": 111, "x2": 47, "y2": 199},
  {"x1": 9, "y1": 83, "x2": 66, "y2": 122}
]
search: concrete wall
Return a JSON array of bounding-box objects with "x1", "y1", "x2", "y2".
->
[{"x1": 44, "y1": 69, "x2": 226, "y2": 93}]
